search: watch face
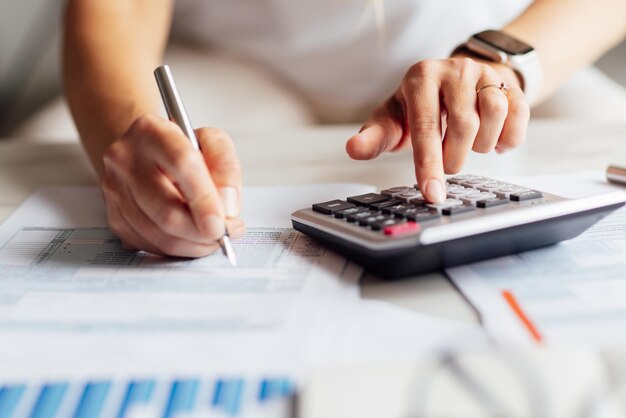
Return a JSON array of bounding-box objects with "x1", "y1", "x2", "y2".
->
[{"x1": 475, "y1": 30, "x2": 534, "y2": 55}]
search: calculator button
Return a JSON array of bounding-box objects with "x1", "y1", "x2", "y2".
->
[
  {"x1": 371, "y1": 217, "x2": 405, "y2": 231},
  {"x1": 383, "y1": 221, "x2": 420, "y2": 236},
  {"x1": 358, "y1": 214, "x2": 392, "y2": 227},
  {"x1": 334, "y1": 206, "x2": 368, "y2": 219},
  {"x1": 408, "y1": 196, "x2": 428, "y2": 206},
  {"x1": 494, "y1": 185, "x2": 529, "y2": 198},
  {"x1": 381, "y1": 186, "x2": 411, "y2": 197},
  {"x1": 510, "y1": 190, "x2": 544, "y2": 201},
  {"x1": 446, "y1": 183, "x2": 465, "y2": 191},
  {"x1": 426, "y1": 198, "x2": 464, "y2": 213},
  {"x1": 447, "y1": 187, "x2": 474, "y2": 198},
  {"x1": 396, "y1": 206, "x2": 429, "y2": 219},
  {"x1": 312, "y1": 200, "x2": 355, "y2": 215},
  {"x1": 381, "y1": 203, "x2": 416, "y2": 215},
  {"x1": 407, "y1": 210, "x2": 440, "y2": 222},
  {"x1": 347, "y1": 193, "x2": 389, "y2": 206},
  {"x1": 460, "y1": 177, "x2": 490, "y2": 188},
  {"x1": 477, "y1": 181, "x2": 507, "y2": 192},
  {"x1": 476, "y1": 198, "x2": 510, "y2": 208},
  {"x1": 369, "y1": 199, "x2": 403, "y2": 210},
  {"x1": 447, "y1": 175, "x2": 479, "y2": 184},
  {"x1": 442, "y1": 205, "x2": 475, "y2": 216},
  {"x1": 460, "y1": 191, "x2": 496, "y2": 205},
  {"x1": 396, "y1": 189, "x2": 423, "y2": 203},
  {"x1": 346, "y1": 210, "x2": 380, "y2": 223}
]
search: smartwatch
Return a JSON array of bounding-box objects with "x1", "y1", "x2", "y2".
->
[{"x1": 456, "y1": 30, "x2": 543, "y2": 104}]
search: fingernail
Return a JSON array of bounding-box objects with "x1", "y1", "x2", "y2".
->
[
  {"x1": 204, "y1": 214, "x2": 225, "y2": 239},
  {"x1": 424, "y1": 179, "x2": 446, "y2": 203},
  {"x1": 356, "y1": 130, "x2": 373, "y2": 141},
  {"x1": 495, "y1": 146, "x2": 507, "y2": 154},
  {"x1": 219, "y1": 187, "x2": 239, "y2": 217}
]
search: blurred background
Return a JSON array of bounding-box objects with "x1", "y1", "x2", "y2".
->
[
  {"x1": 1, "y1": 1, "x2": 624, "y2": 139},
  {"x1": 0, "y1": 1, "x2": 64, "y2": 136}
]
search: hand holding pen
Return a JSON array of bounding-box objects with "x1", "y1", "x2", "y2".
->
[
  {"x1": 155, "y1": 65, "x2": 238, "y2": 265},
  {"x1": 100, "y1": 66, "x2": 245, "y2": 262}
]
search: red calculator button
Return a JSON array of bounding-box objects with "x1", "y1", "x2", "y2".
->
[{"x1": 383, "y1": 222, "x2": 420, "y2": 236}]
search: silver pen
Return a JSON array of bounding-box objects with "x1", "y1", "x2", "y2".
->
[{"x1": 154, "y1": 65, "x2": 237, "y2": 266}]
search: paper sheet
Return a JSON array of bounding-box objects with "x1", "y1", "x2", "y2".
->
[
  {"x1": 0, "y1": 226, "x2": 346, "y2": 333},
  {"x1": 447, "y1": 171, "x2": 626, "y2": 345},
  {"x1": 0, "y1": 184, "x2": 476, "y2": 382},
  {"x1": 0, "y1": 185, "x2": 371, "y2": 378}
]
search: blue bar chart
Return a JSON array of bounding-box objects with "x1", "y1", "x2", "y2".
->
[{"x1": 0, "y1": 377, "x2": 294, "y2": 418}]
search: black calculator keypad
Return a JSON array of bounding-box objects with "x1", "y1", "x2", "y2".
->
[{"x1": 310, "y1": 175, "x2": 546, "y2": 237}]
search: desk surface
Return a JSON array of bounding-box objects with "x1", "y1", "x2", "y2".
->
[{"x1": 2, "y1": 120, "x2": 625, "y2": 324}]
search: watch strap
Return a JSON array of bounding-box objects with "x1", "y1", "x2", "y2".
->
[{"x1": 454, "y1": 33, "x2": 543, "y2": 105}]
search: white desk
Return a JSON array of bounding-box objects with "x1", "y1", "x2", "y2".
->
[{"x1": 2, "y1": 120, "x2": 625, "y2": 324}]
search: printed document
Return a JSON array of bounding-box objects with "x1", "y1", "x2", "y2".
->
[
  {"x1": 0, "y1": 185, "x2": 371, "y2": 378},
  {"x1": 447, "y1": 171, "x2": 626, "y2": 345},
  {"x1": 0, "y1": 185, "x2": 473, "y2": 380}
]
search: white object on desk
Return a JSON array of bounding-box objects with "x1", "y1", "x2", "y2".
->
[{"x1": 299, "y1": 347, "x2": 621, "y2": 418}]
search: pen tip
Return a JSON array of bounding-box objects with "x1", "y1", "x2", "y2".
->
[{"x1": 221, "y1": 234, "x2": 238, "y2": 267}]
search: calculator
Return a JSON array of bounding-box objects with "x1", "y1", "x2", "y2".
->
[{"x1": 291, "y1": 175, "x2": 625, "y2": 279}]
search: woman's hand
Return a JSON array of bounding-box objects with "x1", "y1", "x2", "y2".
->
[
  {"x1": 101, "y1": 115, "x2": 245, "y2": 257},
  {"x1": 346, "y1": 56, "x2": 530, "y2": 202}
]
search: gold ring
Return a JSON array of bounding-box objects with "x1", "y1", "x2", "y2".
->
[{"x1": 476, "y1": 82, "x2": 509, "y2": 96}]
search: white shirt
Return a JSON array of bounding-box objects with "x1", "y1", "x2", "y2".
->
[{"x1": 172, "y1": 0, "x2": 531, "y2": 122}]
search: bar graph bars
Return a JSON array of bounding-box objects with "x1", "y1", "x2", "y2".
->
[{"x1": 0, "y1": 376, "x2": 294, "y2": 418}]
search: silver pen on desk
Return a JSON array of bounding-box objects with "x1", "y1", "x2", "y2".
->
[{"x1": 154, "y1": 65, "x2": 238, "y2": 266}]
